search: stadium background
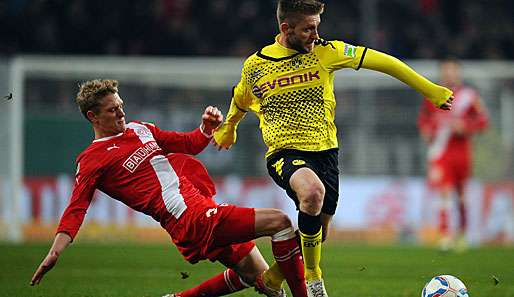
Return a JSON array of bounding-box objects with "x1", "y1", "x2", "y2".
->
[{"x1": 0, "y1": 1, "x2": 514, "y2": 296}]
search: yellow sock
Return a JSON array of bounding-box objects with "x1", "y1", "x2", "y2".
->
[
  {"x1": 300, "y1": 228, "x2": 323, "y2": 281},
  {"x1": 263, "y1": 262, "x2": 285, "y2": 289}
]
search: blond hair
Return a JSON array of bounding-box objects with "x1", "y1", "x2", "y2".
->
[
  {"x1": 277, "y1": 0, "x2": 324, "y2": 26},
  {"x1": 76, "y1": 79, "x2": 119, "y2": 120}
]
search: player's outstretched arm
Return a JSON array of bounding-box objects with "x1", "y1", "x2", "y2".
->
[
  {"x1": 361, "y1": 49, "x2": 454, "y2": 110},
  {"x1": 30, "y1": 232, "x2": 72, "y2": 286},
  {"x1": 212, "y1": 98, "x2": 247, "y2": 150}
]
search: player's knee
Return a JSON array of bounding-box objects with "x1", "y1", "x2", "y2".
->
[
  {"x1": 272, "y1": 210, "x2": 293, "y2": 232},
  {"x1": 299, "y1": 185, "x2": 324, "y2": 215}
]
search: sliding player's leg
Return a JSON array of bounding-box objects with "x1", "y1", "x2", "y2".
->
[
  {"x1": 213, "y1": 206, "x2": 306, "y2": 296},
  {"x1": 254, "y1": 208, "x2": 307, "y2": 297},
  {"x1": 171, "y1": 244, "x2": 263, "y2": 297},
  {"x1": 169, "y1": 206, "x2": 305, "y2": 297}
]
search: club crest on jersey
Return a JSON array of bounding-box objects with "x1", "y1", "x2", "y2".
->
[
  {"x1": 134, "y1": 127, "x2": 153, "y2": 141},
  {"x1": 287, "y1": 56, "x2": 304, "y2": 69}
]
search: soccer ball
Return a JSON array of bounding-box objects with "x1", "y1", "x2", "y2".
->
[{"x1": 421, "y1": 275, "x2": 469, "y2": 297}]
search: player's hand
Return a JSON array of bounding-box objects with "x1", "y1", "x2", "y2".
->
[
  {"x1": 30, "y1": 251, "x2": 59, "y2": 286},
  {"x1": 439, "y1": 95, "x2": 454, "y2": 111},
  {"x1": 201, "y1": 106, "x2": 223, "y2": 136},
  {"x1": 211, "y1": 137, "x2": 231, "y2": 150}
]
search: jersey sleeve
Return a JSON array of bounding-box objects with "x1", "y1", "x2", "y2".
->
[
  {"x1": 316, "y1": 40, "x2": 367, "y2": 72},
  {"x1": 213, "y1": 60, "x2": 259, "y2": 147},
  {"x1": 232, "y1": 61, "x2": 261, "y2": 113},
  {"x1": 145, "y1": 122, "x2": 210, "y2": 155},
  {"x1": 56, "y1": 155, "x2": 102, "y2": 240}
]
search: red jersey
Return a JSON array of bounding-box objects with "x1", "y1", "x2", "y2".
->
[
  {"x1": 417, "y1": 85, "x2": 489, "y2": 161},
  {"x1": 57, "y1": 121, "x2": 212, "y2": 240}
]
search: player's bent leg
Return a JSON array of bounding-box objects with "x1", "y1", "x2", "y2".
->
[
  {"x1": 290, "y1": 167, "x2": 325, "y2": 216},
  {"x1": 290, "y1": 168, "x2": 328, "y2": 296},
  {"x1": 290, "y1": 168, "x2": 325, "y2": 283},
  {"x1": 170, "y1": 267, "x2": 252, "y2": 297},
  {"x1": 254, "y1": 208, "x2": 292, "y2": 237},
  {"x1": 255, "y1": 208, "x2": 307, "y2": 297},
  {"x1": 232, "y1": 246, "x2": 269, "y2": 284},
  {"x1": 231, "y1": 246, "x2": 287, "y2": 297}
]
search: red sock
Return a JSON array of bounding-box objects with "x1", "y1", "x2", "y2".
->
[
  {"x1": 439, "y1": 208, "x2": 449, "y2": 236},
  {"x1": 177, "y1": 269, "x2": 249, "y2": 297},
  {"x1": 272, "y1": 236, "x2": 307, "y2": 297},
  {"x1": 458, "y1": 201, "x2": 467, "y2": 234}
]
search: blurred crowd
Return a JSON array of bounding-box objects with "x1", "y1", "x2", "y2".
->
[{"x1": 1, "y1": 0, "x2": 513, "y2": 59}]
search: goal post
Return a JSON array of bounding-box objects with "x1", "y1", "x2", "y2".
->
[{"x1": 0, "y1": 58, "x2": 23, "y2": 242}]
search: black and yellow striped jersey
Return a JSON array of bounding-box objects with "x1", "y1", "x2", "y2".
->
[{"x1": 229, "y1": 35, "x2": 367, "y2": 158}]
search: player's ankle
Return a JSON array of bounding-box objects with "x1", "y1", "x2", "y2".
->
[
  {"x1": 263, "y1": 270, "x2": 284, "y2": 290},
  {"x1": 305, "y1": 267, "x2": 322, "y2": 281}
]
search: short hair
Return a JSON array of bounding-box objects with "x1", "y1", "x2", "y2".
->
[
  {"x1": 76, "y1": 79, "x2": 119, "y2": 121},
  {"x1": 277, "y1": 0, "x2": 325, "y2": 26}
]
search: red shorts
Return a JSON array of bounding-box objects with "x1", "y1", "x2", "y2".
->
[
  {"x1": 165, "y1": 200, "x2": 256, "y2": 267},
  {"x1": 428, "y1": 152, "x2": 470, "y2": 189}
]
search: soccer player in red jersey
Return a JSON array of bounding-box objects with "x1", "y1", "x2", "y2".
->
[
  {"x1": 30, "y1": 79, "x2": 307, "y2": 297},
  {"x1": 418, "y1": 59, "x2": 489, "y2": 250}
]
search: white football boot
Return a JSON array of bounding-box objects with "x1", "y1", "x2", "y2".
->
[{"x1": 306, "y1": 279, "x2": 328, "y2": 297}]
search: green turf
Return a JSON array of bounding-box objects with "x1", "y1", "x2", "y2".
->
[{"x1": 2, "y1": 241, "x2": 513, "y2": 297}]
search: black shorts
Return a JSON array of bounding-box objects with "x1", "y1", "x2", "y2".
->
[{"x1": 266, "y1": 148, "x2": 339, "y2": 215}]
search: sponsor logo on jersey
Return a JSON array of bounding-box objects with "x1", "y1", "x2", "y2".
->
[
  {"x1": 123, "y1": 141, "x2": 161, "y2": 173},
  {"x1": 249, "y1": 69, "x2": 264, "y2": 81},
  {"x1": 292, "y1": 159, "x2": 306, "y2": 166},
  {"x1": 343, "y1": 44, "x2": 356, "y2": 58},
  {"x1": 252, "y1": 70, "x2": 321, "y2": 98}
]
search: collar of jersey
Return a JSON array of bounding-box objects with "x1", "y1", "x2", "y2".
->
[
  {"x1": 93, "y1": 131, "x2": 124, "y2": 143},
  {"x1": 257, "y1": 35, "x2": 301, "y2": 62}
]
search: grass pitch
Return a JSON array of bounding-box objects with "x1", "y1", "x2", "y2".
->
[{"x1": 2, "y1": 241, "x2": 513, "y2": 297}]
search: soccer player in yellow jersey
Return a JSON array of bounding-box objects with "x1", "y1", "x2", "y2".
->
[{"x1": 213, "y1": 1, "x2": 453, "y2": 296}]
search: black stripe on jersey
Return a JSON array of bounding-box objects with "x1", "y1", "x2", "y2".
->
[
  {"x1": 231, "y1": 86, "x2": 248, "y2": 112},
  {"x1": 356, "y1": 47, "x2": 368, "y2": 70},
  {"x1": 257, "y1": 50, "x2": 301, "y2": 62},
  {"x1": 234, "y1": 102, "x2": 248, "y2": 112}
]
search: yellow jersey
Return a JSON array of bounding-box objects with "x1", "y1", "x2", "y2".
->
[{"x1": 229, "y1": 36, "x2": 367, "y2": 158}]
